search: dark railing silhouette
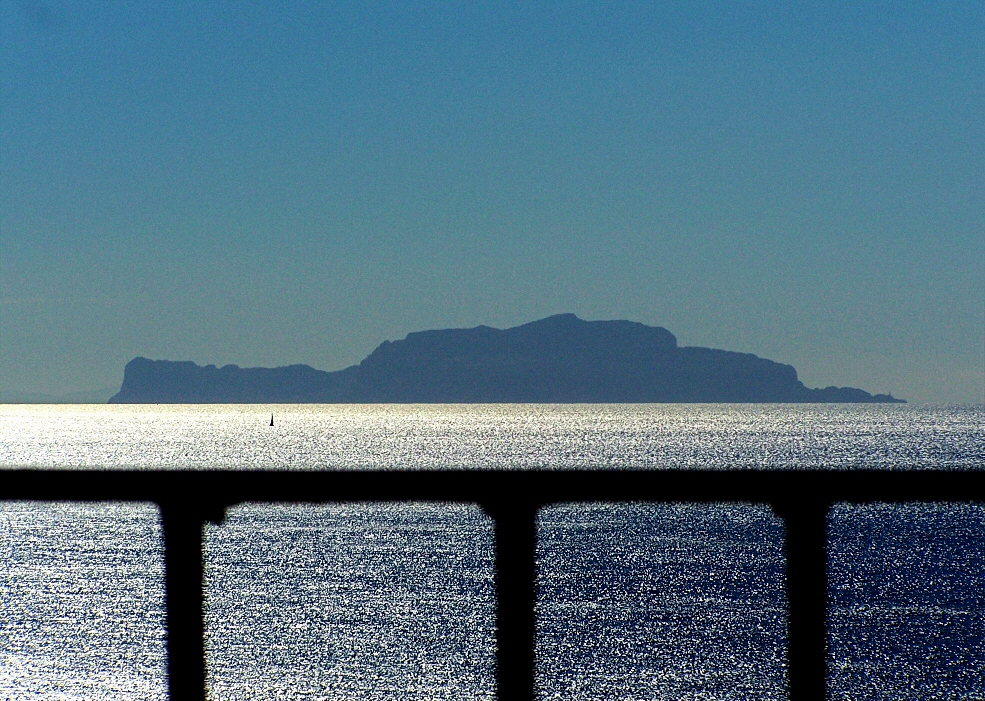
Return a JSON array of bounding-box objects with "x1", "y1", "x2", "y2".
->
[{"x1": 2, "y1": 469, "x2": 982, "y2": 701}]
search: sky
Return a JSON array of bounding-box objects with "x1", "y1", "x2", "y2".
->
[{"x1": 1, "y1": 1, "x2": 982, "y2": 403}]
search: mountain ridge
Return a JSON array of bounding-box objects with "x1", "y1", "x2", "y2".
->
[{"x1": 109, "y1": 314, "x2": 904, "y2": 403}]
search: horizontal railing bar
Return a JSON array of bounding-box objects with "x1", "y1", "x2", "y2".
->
[{"x1": 0, "y1": 468, "x2": 981, "y2": 504}]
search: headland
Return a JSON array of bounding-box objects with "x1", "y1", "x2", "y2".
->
[{"x1": 109, "y1": 314, "x2": 904, "y2": 403}]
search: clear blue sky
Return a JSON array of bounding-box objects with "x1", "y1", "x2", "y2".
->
[{"x1": 2, "y1": 1, "x2": 982, "y2": 402}]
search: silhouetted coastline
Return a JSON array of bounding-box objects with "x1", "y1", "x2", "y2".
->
[{"x1": 109, "y1": 314, "x2": 904, "y2": 403}]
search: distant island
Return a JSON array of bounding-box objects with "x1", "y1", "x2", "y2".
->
[{"x1": 109, "y1": 314, "x2": 904, "y2": 403}]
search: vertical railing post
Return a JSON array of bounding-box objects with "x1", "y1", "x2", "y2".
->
[
  {"x1": 484, "y1": 499, "x2": 538, "y2": 701},
  {"x1": 775, "y1": 498, "x2": 829, "y2": 701},
  {"x1": 160, "y1": 498, "x2": 225, "y2": 701}
]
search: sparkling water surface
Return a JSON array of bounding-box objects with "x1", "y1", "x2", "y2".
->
[
  {"x1": 0, "y1": 403, "x2": 981, "y2": 469},
  {"x1": 1, "y1": 404, "x2": 983, "y2": 700}
]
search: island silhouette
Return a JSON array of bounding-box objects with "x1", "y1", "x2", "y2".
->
[{"x1": 109, "y1": 314, "x2": 904, "y2": 403}]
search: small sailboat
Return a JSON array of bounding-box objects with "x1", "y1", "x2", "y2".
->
[{"x1": 270, "y1": 413, "x2": 274, "y2": 426}]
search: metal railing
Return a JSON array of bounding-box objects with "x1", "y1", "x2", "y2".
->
[{"x1": 2, "y1": 468, "x2": 982, "y2": 701}]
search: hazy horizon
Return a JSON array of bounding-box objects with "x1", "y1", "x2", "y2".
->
[{"x1": 2, "y1": 2, "x2": 983, "y2": 403}]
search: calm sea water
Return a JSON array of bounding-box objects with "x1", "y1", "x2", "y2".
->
[{"x1": 1, "y1": 404, "x2": 983, "y2": 700}]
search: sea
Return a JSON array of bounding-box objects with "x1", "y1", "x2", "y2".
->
[{"x1": 0, "y1": 403, "x2": 982, "y2": 701}]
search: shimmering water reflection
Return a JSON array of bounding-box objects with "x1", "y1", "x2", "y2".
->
[
  {"x1": 1, "y1": 404, "x2": 982, "y2": 699},
  {"x1": 205, "y1": 504, "x2": 496, "y2": 700},
  {"x1": 203, "y1": 503, "x2": 790, "y2": 701},
  {"x1": 0, "y1": 503, "x2": 166, "y2": 700},
  {"x1": 2, "y1": 501, "x2": 984, "y2": 700},
  {"x1": 537, "y1": 504, "x2": 787, "y2": 700},
  {"x1": 828, "y1": 503, "x2": 985, "y2": 700},
  {"x1": 1, "y1": 403, "x2": 981, "y2": 469}
]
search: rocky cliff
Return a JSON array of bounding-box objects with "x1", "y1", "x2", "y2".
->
[{"x1": 109, "y1": 314, "x2": 904, "y2": 403}]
